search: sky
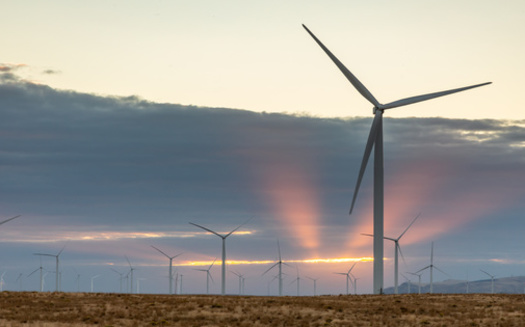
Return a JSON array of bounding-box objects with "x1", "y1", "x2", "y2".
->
[{"x1": 0, "y1": 0, "x2": 524, "y2": 295}]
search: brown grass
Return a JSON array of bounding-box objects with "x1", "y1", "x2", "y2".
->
[{"x1": 0, "y1": 292, "x2": 524, "y2": 326}]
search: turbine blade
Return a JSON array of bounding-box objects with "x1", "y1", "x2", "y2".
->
[
  {"x1": 360, "y1": 233, "x2": 374, "y2": 238},
  {"x1": 348, "y1": 262, "x2": 357, "y2": 274},
  {"x1": 189, "y1": 222, "x2": 223, "y2": 238},
  {"x1": 209, "y1": 258, "x2": 217, "y2": 269},
  {"x1": 225, "y1": 217, "x2": 253, "y2": 238},
  {"x1": 57, "y1": 244, "x2": 66, "y2": 256},
  {"x1": 381, "y1": 82, "x2": 492, "y2": 110},
  {"x1": 479, "y1": 269, "x2": 492, "y2": 278},
  {"x1": 125, "y1": 256, "x2": 132, "y2": 268},
  {"x1": 34, "y1": 253, "x2": 54, "y2": 257},
  {"x1": 397, "y1": 213, "x2": 421, "y2": 240},
  {"x1": 302, "y1": 24, "x2": 381, "y2": 108},
  {"x1": 414, "y1": 265, "x2": 430, "y2": 274},
  {"x1": 262, "y1": 262, "x2": 279, "y2": 276},
  {"x1": 27, "y1": 268, "x2": 39, "y2": 277},
  {"x1": 277, "y1": 239, "x2": 282, "y2": 262},
  {"x1": 151, "y1": 245, "x2": 170, "y2": 259},
  {"x1": 349, "y1": 111, "x2": 382, "y2": 214},
  {"x1": 208, "y1": 271, "x2": 215, "y2": 284},
  {"x1": 0, "y1": 215, "x2": 21, "y2": 226},
  {"x1": 434, "y1": 266, "x2": 450, "y2": 277},
  {"x1": 398, "y1": 243, "x2": 407, "y2": 267},
  {"x1": 170, "y1": 252, "x2": 184, "y2": 260}
]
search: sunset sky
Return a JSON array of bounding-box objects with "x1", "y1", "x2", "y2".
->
[{"x1": 0, "y1": 1, "x2": 524, "y2": 295}]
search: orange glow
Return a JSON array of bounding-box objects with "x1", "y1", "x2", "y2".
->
[
  {"x1": 2, "y1": 230, "x2": 253, "y2": 243},
  {"x1": 240, "y1": 137, "x2": 321, "y2": 252},
  {"x1": 177, "y1": 256, "x2": 373, "y2": 267}
]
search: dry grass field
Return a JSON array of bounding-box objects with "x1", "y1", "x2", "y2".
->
[{"x1": 0, "y1": 292, "x2": 524, "y2": 326}]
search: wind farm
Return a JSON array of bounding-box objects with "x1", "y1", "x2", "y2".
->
[{"x1": 2, "y1": 0, "x2": 525, "y2": 324}]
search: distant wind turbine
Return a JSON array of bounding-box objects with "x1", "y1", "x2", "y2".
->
[
  {"x1": 400, "y1": 273, "x2": 412, "y2": 293},
  {"x1": 194, "y1": 258, "x2": 216, "y2": 294},
  {"x1": 407, "y1": 271, "x2": 423, "y2": 294},
  {"x1": 111, "y1": 268, "x2": 124, "y2": 293},
  {"x1": 73, "y1": 268, "x2": 81, "y2": 292},
  {"x1": 0, "y1": 272, "x2": 6, "y2": 291},
  {"x1": 362, "y1": 213, "x2": 421, "y2": 294},
  {"x1": 334, "y1": 262, "x2": 357, "y2": 295},
  {"x1": 151, "y1": 245, "x2": 183, "y2": 295},
  {"x1": 189, "y1": 217, "x2": 252, "y2": 295},
  {"x1": 34, "y1": 244, "x2": 66, "y2": 292},
  {"x1": 306, "y1": 276, "x2": 319, "y2": 296},
  {"x1": 262, "y1": 240, "x2": 289, "y2": 296},
  {"x1": 414, "y1": 242, "x2": 448, "y2": 293},
  {"x1": 125, "y1": 256, "x2": 136, "y2": 294},
  {"x1": 231, "y1": 271, "x2": 245, "y2": 295},
  {"x1": 289, "y1": 265, "x2": 301, "y2": 296},
  {"x1": 90, "y1": 274, "x2": 101, "y2": 292},
  {"x1": 480, "y1": 269, "x2": 496, "y2": 294},
  {"x1": 303, "y1": 24, "x2": 491, "y2": 294},
  {"x1": 16, "y1": 273, "x2": 23, "y2": 291},
  {"x1": 28, "y1": 257, "x2": 45, "y2": 292}
]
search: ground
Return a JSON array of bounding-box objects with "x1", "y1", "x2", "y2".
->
[{"x1": 0, "y1": 292, "x2": 523, "y2": 326}]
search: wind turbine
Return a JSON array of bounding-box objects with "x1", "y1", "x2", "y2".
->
[
  {"x1": 73, "y1": 268, "x2": 81, "y2": 292},
  {"x1": 111, "y1": 268, "x2": 124, "y2": 293},
  {"x1": 0, "y1": 215, "x2": 21, "y2": 227},
  {"x1": 151, "y1": 245, "x2": 183, "y2": 295},
  {"x1": 415, "y1": 242, "x2": 448, "y2": 293},
  {"x1": 407, "y1": 271, "x2": 423, "y2": 294},
  {"x1": 334, "y1": 262, "x2": 357, "y2": 295},
  {"x1": 125, "y1": 256, "x2": 136, "y2": 294},
  {"x1": 16, "y1": 273, "x2": 23, "y2": 291},
  {"x1": 231, "y1": 271, "x2": 244, "y2": 295},
  {"x1": 480, "y1": 269, "x2": 496, "y2": 294},
  {"x1": 194, "y1": 258, "x2": 216, "y2": 294},
  {"x1": 306, "y1": 276, "x2": 319, "y2": 296},
  {"x1": 34, "y1": 244, "x2": 66, "y2": 292},
  {"x1": 262, "y1": 240, "x2": 288, "y2": 296},
  {"x1": 362, "y1": 213, "x2": 421, "y2": 294},
  {"x1": 28, "y1": 257, "x2": 45, "y2": 292},
  {"x1": 90, "y1": 274, "x2": 101, "y2": 292},
  {"x1": 136, "y1": 278, "x2": 146, "y2": 294},
  {"x1": 400, "y1": 273, "x2": 412, "y2": 293},
  {"x1": 289, "y1": 265, "x2": 301, "y2": 296},
  {"x1": 189, "y1": 218, "x2": 252, "y2": 295},
  {"x1": 302, "y1": 24, "x2": 491, "y2": 294}
]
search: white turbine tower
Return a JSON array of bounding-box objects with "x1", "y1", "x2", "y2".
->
[
  {"x1": 151, "y1": 245, "x2": 183, "y2": 295},
  {"x1": 262, "y1": 240, "x2": 288, "y2": 296},
  {"x1": 28, "y1": 257, "x2": 45, "y2": 292},
  {"x1": 415, "y1": 242, "x2": 448, "y2": 293},
  {"x1": 334, "y1": 262, "x2": 357, "y2": 295},
  {"x1": 480, "y1": 269, "x2": 496, "y2": 294},
  {"x1": 302, "y1": 24, "x2": 491, "y2": 294},
  {"x1": 90, "y1": 274, "x2": 101, "y2": 292},
  {"x1": 34, "y1": 245, "x2": 66, "y2": 292},
  {"x1": 195, "y1": 258, "x2": 216, "y2": 294},
  {"x1": 362, "y1": 213, "x2": 420, "y2": 294},
  {"x1": 0, "y1": 272, "x2": 6, "y2": 291},
  {"x1": 189, "y1": 218, "x2": 251, "y2": 295},
  {"x1": 306, "y1": 276, "x2": 319, "y2": 296}
]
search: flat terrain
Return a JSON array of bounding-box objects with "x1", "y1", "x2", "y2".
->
[{"x1": 0, "y1": 292, "x2": 524, "y2": 326}]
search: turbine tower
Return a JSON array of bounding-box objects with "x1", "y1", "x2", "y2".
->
[
  {"x1": 362, "y1": 213, "x2": 421, "y2": 294},
  {"x1": 34, "y1": 244, "x2": 66, "y2": 292},
  {"x1": 302, "y1": 24, "x2": 491, "y2": 294},
  {"x1": 90, "y1": 274, "x2": 101, "y2": 292},
  {"x1": 189, "y1": 218, "x2": 251, "y2": 295},
  {"x1": 407, "y1": 271, "x2": 423, "y2": 294},
  {"x1": 151, "y1": 245, "x2": 183, "y2": 295}
]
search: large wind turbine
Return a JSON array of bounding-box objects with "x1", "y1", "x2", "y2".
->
[
  {"x1": 125, "y1": 256, "x2": 136, "y2": 294},
  {"x1": 407, "y1": 271, "x2": 423, "y2": 294},
  {"x1": 151, "y1": 245, "x2": 183, "y2": 295},
  {"x1": 195, "y1": 258, "x2": 216, "y2": 294},
  {"x1": 303, "y1": 24, "x2": 491, "y2": 294},
  {"x1": 262, "y1": 240, "x2": 288, "y2": 296},
  {"x1": 189, "y1": 218, "x2": 251, "y2": 295},
  {"x1": 34, "y1": 244, "x2": 66, "y2": 292},
  {"x1": 480, "y1": 269, "x2": 496, "y2": 294},
  {"x1": 334, "y1": 262, "x2": 357, "y2": 295},
  {"x1": 362, "y1": 213, "x2": 421, "y2": 294}
]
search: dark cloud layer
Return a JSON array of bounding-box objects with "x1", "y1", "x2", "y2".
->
[{"x1": 1, "y1": 72, "x2": 524, "y2": 294}]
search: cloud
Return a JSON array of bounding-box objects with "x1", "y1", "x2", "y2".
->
[{"x1": 1, "y1": 69, "x2": 524, "y2": 272}]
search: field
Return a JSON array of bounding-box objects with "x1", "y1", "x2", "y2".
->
[{"x1": 0, "y1": 292, "x2": 524, "y2": 326}]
